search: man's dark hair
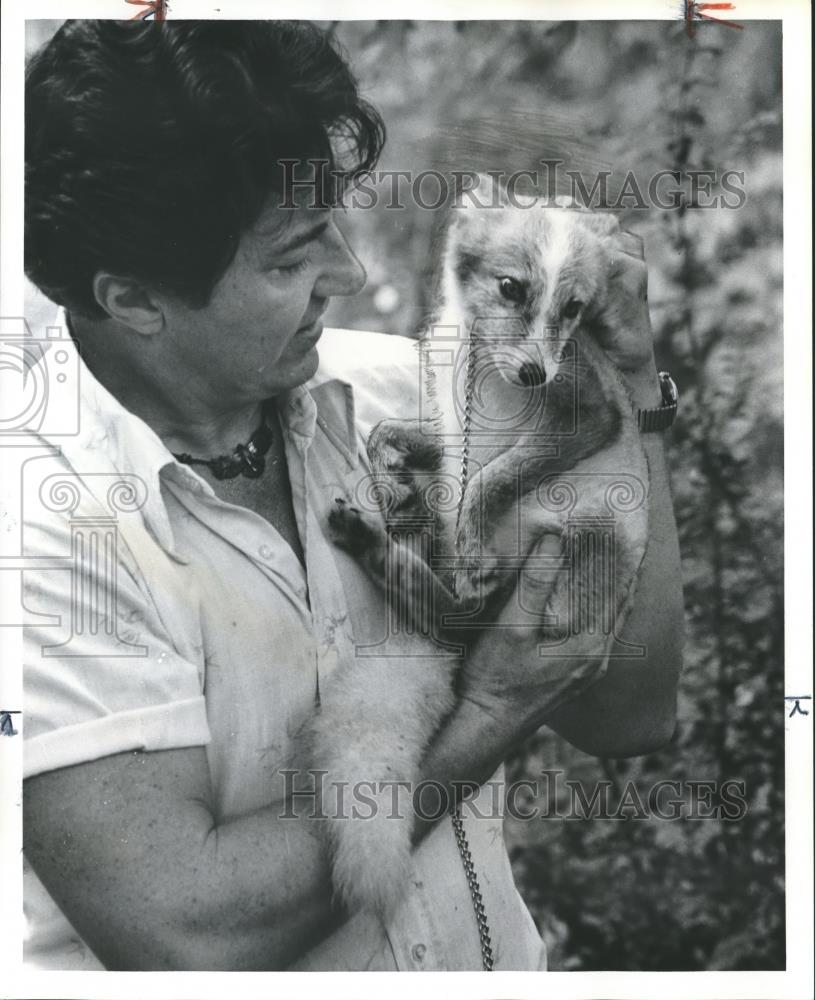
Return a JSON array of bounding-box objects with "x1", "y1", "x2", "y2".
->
[{"x1": 25, "y1": 20, "x2": 385, "y2": 318}]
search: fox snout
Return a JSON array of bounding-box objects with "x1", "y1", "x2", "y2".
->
[
  {"x1": 518, "y1": 360, "x2": 547, "y2": 387},
  {"x1": 503, "y1": 332, "x2": 564, "y2": 387}
]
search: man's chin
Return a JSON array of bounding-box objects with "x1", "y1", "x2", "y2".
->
[
  {"x1": 278, "y1": 343, "x2": 320, "y2": 389},
  {"x1": 300, "y1": 343, "x2": 320, "y2": 381}
]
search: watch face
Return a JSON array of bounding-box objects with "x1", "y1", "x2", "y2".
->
[{"x1": 659, "y1": 372, "x2": 678, "y2": 406}]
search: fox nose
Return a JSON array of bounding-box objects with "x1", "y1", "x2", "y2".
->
[{"x1": 518, "y1": 361, "x2": 547, "y2": 387}]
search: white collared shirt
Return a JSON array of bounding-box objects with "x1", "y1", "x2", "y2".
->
[{"x1": 21, "y1": 315, "x2": 547, "y2": 971}]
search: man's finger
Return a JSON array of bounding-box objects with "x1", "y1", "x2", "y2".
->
[{"x1": 615, "y1": 230, "x2": 645, "y2": 260}]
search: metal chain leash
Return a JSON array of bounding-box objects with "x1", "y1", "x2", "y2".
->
[
  {"x1": 451, "y1": 802, "x2": 495, "y2": 971},
  {"x1": 454, "y1": 336, "x2": 476, "y2": 540},
  {"x1": 451, "y1": 337, "x2": 495, "y2": 972}
]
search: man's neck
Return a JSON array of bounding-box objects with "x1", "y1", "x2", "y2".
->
[{"x1": 69, "y1": 312, "x2": 266, "y2": 458}]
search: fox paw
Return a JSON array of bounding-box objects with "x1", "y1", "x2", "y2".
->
[
  {"x1": 453, "y1": 560, "x2": 508, "y2": 609},
  {"x1": 328, "y1": 497, "x2": 388, "y2": 557}
]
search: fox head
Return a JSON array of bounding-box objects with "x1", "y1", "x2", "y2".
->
[{"x1": 441, "y1": 175, "x2": 619, "y2": 387}]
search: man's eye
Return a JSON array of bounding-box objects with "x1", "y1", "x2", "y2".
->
[
  {"x1": 563, "y1": 298, "x2": 583, "y2": 319},
  {"x1": 271, "y1": 257, "x2": 310, "y2": 275},
  {"x1": 498, "y1": 276, "x2": 526, "y2": 304}
]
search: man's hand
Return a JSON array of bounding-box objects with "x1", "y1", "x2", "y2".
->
[
  {"x1": 456, "y1": 535, "x2": 609, "y2": 734},
  {"x1": 599, "y1": 231, "x2": 654, "y2": 363}
]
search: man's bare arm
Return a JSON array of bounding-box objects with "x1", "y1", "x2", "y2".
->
[
  {"x1": 23, "y1": 688, "x2": 532, "y2": 970},
  {"x1": 24, "y1": 747, "x2": 337, "y2": 970}
]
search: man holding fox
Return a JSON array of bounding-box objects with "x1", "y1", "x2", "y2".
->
[{"x1": 21, "y1": 19, "x2": 683, "y2": 970}]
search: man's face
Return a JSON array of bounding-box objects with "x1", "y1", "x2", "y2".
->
[{"x1": 157, "y1": 196, "x2": 366, "y2": 406}]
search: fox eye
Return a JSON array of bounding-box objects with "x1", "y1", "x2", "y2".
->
[
  {"x1": 498, "y1": 276, "x2": 526, "y2": 304},
  {"x1": 563, "y1": 298, "x2": 583, "y2": 319}
]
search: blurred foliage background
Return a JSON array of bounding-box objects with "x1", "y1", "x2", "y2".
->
[
  {"x1": 323, "y1": 20, "x2": 784, "y2": 971},
  {"x1": 24, "y1": 18, "x2": 784, "y2": 971}
]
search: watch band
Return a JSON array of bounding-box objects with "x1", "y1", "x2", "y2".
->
[{"x1": 636, "y1": 371, "x2": 678, "y2": 433}]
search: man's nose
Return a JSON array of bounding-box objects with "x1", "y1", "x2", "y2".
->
[{"x1": 314, "y1": 224, "x2": 367, "y2": 299}]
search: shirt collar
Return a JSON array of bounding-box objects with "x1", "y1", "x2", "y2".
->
[{"x1": 40, "y1": 308, "x2": 359, "y2": 556}]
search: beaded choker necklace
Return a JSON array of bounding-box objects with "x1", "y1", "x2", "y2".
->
[{"x1": 173, "y1": 405, "x2": 274, "y2": 480}]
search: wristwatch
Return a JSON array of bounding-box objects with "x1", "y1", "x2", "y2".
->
[{"x1": 636, "y1": 371, "x2": 678, "y2": 432}]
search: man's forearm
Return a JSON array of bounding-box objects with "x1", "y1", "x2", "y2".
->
[
  {"x1": 24, "y1": 750, "x2": 343, "y2": 971},
  {"x1": 543, "y1": 367, "x2": 685, "y2": 756},
  {"x1": 411, "y1": 693, "x2": 532, "y2": 843},
  {"x1": 190, "y1": 798, "x2": 340, "y2": 969}
]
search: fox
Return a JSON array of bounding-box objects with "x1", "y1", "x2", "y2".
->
[{"x1": 301, "y1": 176, "x2": 651, "y2": 918}]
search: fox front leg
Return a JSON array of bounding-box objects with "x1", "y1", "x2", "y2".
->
[
  {"x1": 328, "y1": 418, "x2": 442, "y2": 574},
  {"x1": 328, "y1": 498, "x2": 459, "y2": 637}
]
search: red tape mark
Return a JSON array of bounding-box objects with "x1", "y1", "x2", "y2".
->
[
  {"x1": 126, "y1": 0, "x2": 167, "y2": 21},
  {"x1": 685, "y1": 1, "x2": 744, "y2": 38}
]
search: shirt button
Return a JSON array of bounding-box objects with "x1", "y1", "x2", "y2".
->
[
  {"x1": 411, "y1": 943, "x2": 426, "y2": 963},
  {"x1": 258, "y1": 544, "x2": 273, "y2": 560}
]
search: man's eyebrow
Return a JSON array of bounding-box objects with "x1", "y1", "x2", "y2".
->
[{"x1": 259, "y1": 217, "x2": 331, "y2": 257}]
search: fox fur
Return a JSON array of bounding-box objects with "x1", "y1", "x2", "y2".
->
[{"x1": 303, "y1": 176, "x2": 651, "y2": 918}]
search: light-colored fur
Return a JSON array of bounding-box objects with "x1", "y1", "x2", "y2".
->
[{"x1": 305, "y1": 177, "x2": 650, "y2": 918}]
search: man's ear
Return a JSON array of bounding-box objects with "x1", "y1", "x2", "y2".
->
[{"x1": 91, "y1": 272, "x2": 164, "y2": 336}]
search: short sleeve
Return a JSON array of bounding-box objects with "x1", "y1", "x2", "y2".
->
[{"x1": 22, "y1": 511, "x2": 211, "y2": 779}]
